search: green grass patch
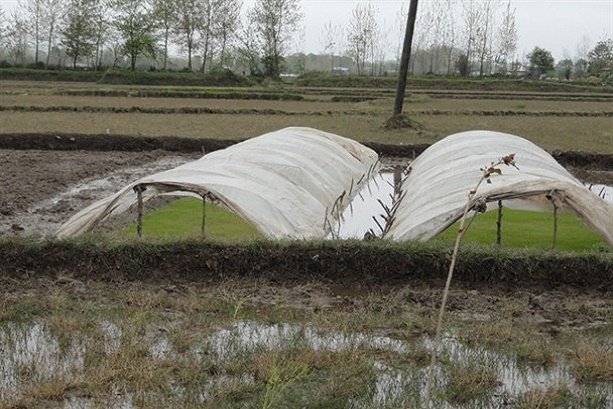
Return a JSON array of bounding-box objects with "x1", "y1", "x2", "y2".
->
[
  {"x1": 121, "y1": 198, "x2": 260, "y2": 240},
  {"x1": 124, "y1": 199, "x2": 604, "y2": 251},
  {"x1": 436, "y1": 209, "x2": 604, "y2": 251}
]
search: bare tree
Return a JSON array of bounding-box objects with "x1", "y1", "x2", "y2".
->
[
  {"x1": 251, "y1": 0, "x2": 302, "y2": 78},
  {"x1": 575, "y1": 35, "x2": 591, "y2": 62},
  {"x1": 41, "y1": 0, "x2": 64, "y2": 66},
  {"x1": 347, "y1": 2, "x2": 377, "y2": 75},
  {"x1": 0, "y1": 6, "x2": 7, "y2": 54},
  {"x1": 426, "y1": 0, "x2": 445, "y2": 74},
  {"x1": 474, "y1": 0, "x2": 500, "y2": 77},
  {"x1": 173, "y1": 0, "x2": 200, "y2": 71},
  {"x1": 461, "y1": 0, "x2": 482, "y2": 75},
  {"x1": 20, "y1": 0, "x2": 44, "y2": 64},
  {"x1": 153, "y1": 0, "x2": 174, "y2": 69},
  {"x1": 410, "y1": 2, "x2": 431, "y2": 74},
  {"x1": 197, "y1": 0, "x2": 213, "y2": 72},
  {"x1": 393, "y1": 3, "x2": 408, "y2": 71},
  {"x1": 441, "y1": 0, "x2": 457, "y2": 74},
  {"x1": 91, "y1": 0, "x2": 110, "y2": 69},
  {"x1": 496, "y1": 0, "x2": 517, "y2": 74},
  {"x1": 235, "y1": 18, "x2": 260, "y2": 75},
  {"x1": 212, "y1": 0, "x2": 242, "y2": 69},
  {"x1": 321, "y1": 20, "x2": 336, "y2": 72},
  {"x1": 7, "y1": 10, "x2": 31, "y2": 65}
]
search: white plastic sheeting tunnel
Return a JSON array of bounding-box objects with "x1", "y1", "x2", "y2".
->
[
  {"x1": 57, "y1": 128, "x2": 613, "y2": 245},
  {"x1": 56, "y1": 127, "x2": 379, "y2": 239},
  {"x1": 386, "y1": 131, "x2": 613, "y2": 245}
]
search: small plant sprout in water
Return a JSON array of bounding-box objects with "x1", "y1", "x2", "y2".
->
[{"x1": 424, "y1": 153, "x2": 519, "y2": 409}]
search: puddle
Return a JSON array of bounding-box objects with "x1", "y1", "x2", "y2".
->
[{"x1": 2, "y1": 319, "x2": 611, "y2": 408}]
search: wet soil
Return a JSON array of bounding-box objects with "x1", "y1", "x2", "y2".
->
[
  {"x1": 1, "y1": 133, "x2": 611, "y2": 170},
  {"x1": 0, "y1": 149, "x2": 198, "y2": 235}
]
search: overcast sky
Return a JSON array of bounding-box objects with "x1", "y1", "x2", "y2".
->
[
  {"x1": 2, "y1": 0, "x2": 612, "y2": 61},
  {"x1": 295, "y1": 0, "x2": 613, "y2": 60}
]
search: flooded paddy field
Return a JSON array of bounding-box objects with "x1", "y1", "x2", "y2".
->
[{"x1": 0, "y1": 278, "x2": 611, "y2": 408}]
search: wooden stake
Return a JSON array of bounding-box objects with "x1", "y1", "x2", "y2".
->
[
  {"x1": 133, "y1": 184, "x2": 146, "y2": 238},
  {"x1": 201, "y1": 195, "x2": 206, "y2": 238},
  {"x1": 496, "y1": 200, "x2": 503, "y2": 247},
  {"x1": 552, "y1": 204, "x2": 558, "y2": 250},
  {"x1": 393, "y1": 165, "x2": 402, "y2": 198}
]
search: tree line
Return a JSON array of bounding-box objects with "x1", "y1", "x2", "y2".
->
[
  {"x1": 0, "y1": 0, "x2": 301, "y2": 75},
  {"x1": 0, "y1": 0, "x2": 611, "y2": 81}
]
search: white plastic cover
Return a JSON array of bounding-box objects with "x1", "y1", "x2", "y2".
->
[
  {"x1": 387, "y1": 130, "x2": 613, "y2": 244},
  {"x1": 57, "y1": 127, "x2": 379, "y2": 239}
]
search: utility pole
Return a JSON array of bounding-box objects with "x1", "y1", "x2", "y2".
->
[{"x1": 390, "y1": 0, "x2": 419, "y2": 122}]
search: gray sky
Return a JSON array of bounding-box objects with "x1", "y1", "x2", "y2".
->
[
  {"x1": 295, "y1": 0, "x2": 613, "y2": 60},
  {"x1": 2, "y1": 0, "x2": 612, "y2": 61}
]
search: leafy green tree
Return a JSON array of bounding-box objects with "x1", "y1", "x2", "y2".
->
[
  {"x1": 455, "y1": 53, "x2": 469, "y2": 76},
  {"x1": 555, "y1": 58, "x2": 573, "y2": 80},
  {"x1": 251, "y1": 0, "x2": 302, "y2": 78},
  {"x1": 527, "y1": 46, "x2": 554, "y2": 78},
  {"x1": 112, "y1": 0, "x2": 158, "y2": 70},
  {"x1": 587, "y1": 39, "x2": 613, "y2": 76},
  {"x1": 574, "y1": 58, "x2": 588, "y2": 78},
  {"x1": 61, "y1": 0, "x2": 96, "y2": 68}
]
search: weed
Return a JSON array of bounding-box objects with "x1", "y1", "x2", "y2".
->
[
  {"x1": 443, "y1": 361, "x2": 499, "y2": 404},
  {"x1": 513, "y1": 384, "x2": 571, "y2": 409},
  {"x1": 571, "y1": 340, "x2": 613, "y2": 382}
]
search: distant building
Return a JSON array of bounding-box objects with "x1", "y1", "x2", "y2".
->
[{"x1": 332, "y1": 67, "x2": 349, "y2": 76}]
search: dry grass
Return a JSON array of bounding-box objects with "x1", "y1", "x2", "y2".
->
[
  {"x1": 2, "y1": 93, "x2": 612, "y2": 113},
  {"x1": 570, "y1": 340, "x2": 613, "y2": 382},
  {"x1": 1, "y1": 110, "x2": 611, "y2": 152},
  {"x1": 513, "y1": 384, "x2": 571, "y2": 409},
  {"x1": 0, "y1": 94, "x2": 354, "y2": 112},
  {"x1": 443, "y1": 361, "x2": 499, "y2": 404}
]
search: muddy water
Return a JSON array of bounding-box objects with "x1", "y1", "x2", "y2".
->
[{"x1": 1, "y1": 320, "x2": 611, "y2": 408}]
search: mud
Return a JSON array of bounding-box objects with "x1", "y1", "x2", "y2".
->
[{"x1": 0, "y1": 149, "x2": 198, "y2": 235}]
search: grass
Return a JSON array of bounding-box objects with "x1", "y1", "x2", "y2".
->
[
  {"x1": 3, "y1": 94, "x2": 612, "y2": 113},
  {"x1": 117, "y1": 198, "x2": 604, "y2": 251},
  {"x1": 0, "y1": 111, "x2": 610, "y2": 153},
  {"x1": 443, "y1": 361, "x2": 499, "y2": 404},
  {"x1": 0, "y1": 276, "x2": 611, "y2": 409},
  {"x1": 435, "y1": 208, "x2": 605, "y2": 251},
  {"x1": 120, "y1": 198, "x2": 260, "y2": 240}
]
